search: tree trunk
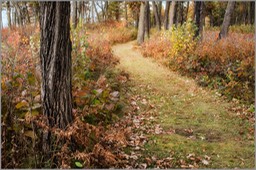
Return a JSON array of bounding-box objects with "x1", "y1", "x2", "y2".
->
[
  {"x1": 34, "y1": 2, "x2": 40, "y2": 26},
  {"x1": 72, "y1": 1, "x2": 77, "y2": 28},
  {"x1": 93, "y1": 1, "x2": 100, "y2": 22},
  {"x1": 152, "y1": 1, "x2": 161, "y2": 31},
  {"x1": 77, "y1": 1, "x2": 81, "y2": 22},
  {"x1": 12, "y1": 2, "x2": 23, "y2": 26},
  {"x1": 39, "y1": 1, "x2": 73, "y2": 152},
  {"x1": 144, "y1": 1, "x2": 150, "y2": 39},
  {"x1": 115, "y1": 2, "x2": 120, "y2": 21},
  {"x1": 137, "y1": 2, "x2": 145, "y2": 45},
  {"x1": 105, "y1": 1, "x2": 109, "y2": 21},
  {"x1": 91, "y1": 1, "x2": 94, "y2": 23},
  {"x1": 180, "y1": 2, "x2": 184, "y2": 25},
  {"x1": 242, "y1": 3, "x2": 247, "y2": 24},
  {"x1": 249, "y1": 1, "x2": 255, "y2": 24},
  {"x1": 12, "y1": 9, "x2": 16, "y2": 26},
  {"x1": 209, "y1": 13, "x2": 214, "y2": 26},
  {"x1": 24, "y1": 2, "x2": 31, "y2": 24},
  {"x1": 169, "y1": 1, "x2": 176, "y2": 29},
  {"x1": 218, "y1": 1, "x2": 235, "y2": 39},
  {"x1": 175, "y1": 2, "x2": 180, "y2": 26},
  {"x1": 80, "y1": 1, "x2": 85, "y2": 24},
  {"x1": 135, "y1": 10, "x2": 139, "y2": 29},
  {"x1": 125, "y1": 2, "x2": 128, "y2": 26},
  {"x1": 6, "y1": 2, "x2": 11, "y2": 28},
  {"x1": 158, "y1": 1, "x2": 162, "y2": 22},
  {"x1": 164, "y1": 1, "x2": 171, "y2": 30},
  {"x1": 187, "y1": 1, "x2": 195, "y2": 21},
  {"x1": 185, "y1": 1, "x2": 189, "y2": 21},
  {"x1": 194, "y1": 1, "x2": 204, "y2": 39}
]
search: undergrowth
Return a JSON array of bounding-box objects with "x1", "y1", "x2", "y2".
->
[
  {"x1": 141, "y1": 22, "x2": 255, "y2": 106},
  {"x1": 1, "y1": 22, "x2": 133, "y2": 168}
]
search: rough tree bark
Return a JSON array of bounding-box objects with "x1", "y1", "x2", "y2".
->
[
  {"x1": 168, "y1": 1, "x2": 176, "y2": 29},
  {"x1": 164, "y1": 1, "x2": 171, "y2": 30},
  {"x1": 39, "y1": 1, "x2": 73, "y2": 152},
  {"x1": 137, "y1": 2, "x2": 145, "y2": 45},
  {"x1": 218, "y1": 1, "x2": 235, "y2": 39},
  {"x1": 152, "y1": 1, "x2": 161, "y2": 31}
]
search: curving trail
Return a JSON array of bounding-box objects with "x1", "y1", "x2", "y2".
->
[{"x1": 112, "y1": 41, "x2": 254, "y2": 168}]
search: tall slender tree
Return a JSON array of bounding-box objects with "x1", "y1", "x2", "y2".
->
[
  {"x1": 72, "y1": 1, "x2": 77, "y2": 28},
  {"x1": 164, "y1": 1, "x2": 171, "y2": 30},
  {"x1": 218, "y1": 1, "x2": 235, "y2": 39},
  {"x1": 145, "y1": 1, "x2": 150, "y2": 39},
  {"x1": 187, "y1": 1, "x2": 195, "y2": 21},
  {"x1": 137, "y1": 2, "x2": 145, "y2": 45},
  {"x1": 152, "y1": 1, "x2": 161, "y2": 30},
  {"x1": 6, "y1": 2, "x2": 11, "y2": 28},
  {"x1": 194, "y1": 1, "x2": 205, "y2": 39},
  {"x1": 169, "y1": 1, "x2": 176, "y2": 29}
]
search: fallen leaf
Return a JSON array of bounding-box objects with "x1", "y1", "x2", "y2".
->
[
  {"x1": 15, "y1": 100, "x2": 29, "y2": 109},
  {"x1": 202, "y1": 159, "x2": 209, "y2": 165}
]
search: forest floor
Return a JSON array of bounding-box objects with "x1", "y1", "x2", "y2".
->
[{"x1": 111, "y1": 41, "x2": 254, "y2": 168}]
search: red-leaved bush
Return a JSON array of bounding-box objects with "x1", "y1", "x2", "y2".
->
[{"x1": 141, "y1": 30, "x2": 254, "y2": 104}]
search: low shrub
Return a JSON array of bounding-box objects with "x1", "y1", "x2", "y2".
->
[
  {"x1": 141, "y1": 26, "x2": 254, "y2": 104},
  {"x1": 141, "y1": 31, "x2": 171, "y2": 59},
  {"x1": 190, "y1": 31, "x2": 254, "y2": 103},
  {"x1": 206, "y1": 24, "x2": 254, "y2": 34},
  {"x1": 86, "y1": 20, "x2": 137, "y2": 45}
]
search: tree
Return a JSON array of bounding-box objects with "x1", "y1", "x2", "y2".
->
[
  {"x1": 93, "y1": 1, "x2": 101, "y2": 22},
  {"x1": 194, "y1": 1, "x2": 205, "y2": 39},
  {"x1": 152, "y1": 1, "x2": 161, "y2": 30},
  {"x1": 72, "y1": 1, "x2": 77, "y2": 28},
  {"x1": 249, "y1": 1, "x2": 255, "y2": 24},
  {"x1": 6, "y1": 2, "x2": 11, "y2": 28},
  {"x1": 168, "y1": 1, "x2": 176, "y2": 29},
  {"x1": 164, "y1": 1, "x2": 171, "y2": 30},
  {"x1": 23, "y1": 2, "x2": 31, "y2": 24},
  {"x1": 137, "y1": 2, "x2": 145, "y2": 45},
  {"x1": 12, "y1": 2, "x2": 24, "y2": 26},
  {"x1": 187, "y1": 1, "x2": 195, "y2": 21},
  {"x1": 218, "y1": 1, "x2": 235, "y2": 39},
  {"x1": 128, "y1": 2, "x2": 140, "y2": 28},
  {"x1": 39, "y1": 1, "x2": 73, "y2": 153},
  {"x1": 144, "y1": 1, "x2": 150, "y2": 39},
  {"x1": 124, "y1": 1, "x2": 128, "y2": 25}
]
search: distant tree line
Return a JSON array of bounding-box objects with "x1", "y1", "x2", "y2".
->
[{"x1": 2, "y1": 1, "x2": 255, "y2": 30}]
